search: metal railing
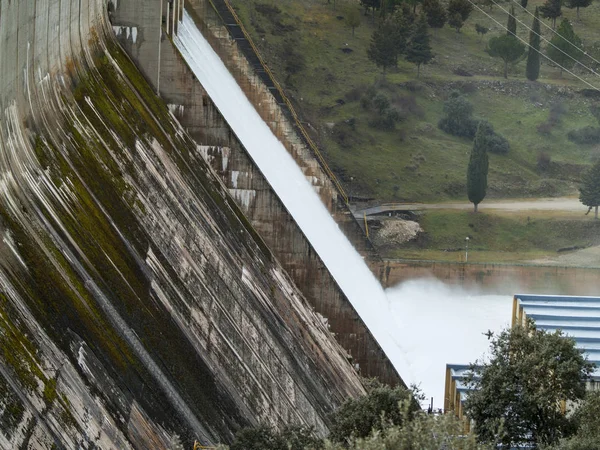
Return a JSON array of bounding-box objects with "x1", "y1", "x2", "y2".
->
[{"x1": 204, "y1": 0, "x2": 349, "y2": 205}]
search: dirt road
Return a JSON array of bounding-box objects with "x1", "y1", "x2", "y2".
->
[{"x1": 353, "y1": 197, "x2": 586, "y2": 217}]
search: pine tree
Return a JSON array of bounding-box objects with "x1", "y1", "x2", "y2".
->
[
  {"x1": 507, "y1": 5, "x2": 517, "y2": 36},
  {"x1": 422, "y1": 0, "x2": 447, "y2": 30},
  {"x1": 367, "y1": 24, "x2": 397, "y2": 74},
  {"x1": 405, "y1": 15, "x2": 433, "y2": 77},
  {"x1": 526, "y1": 7, "x2": 541, "y2": 81},
  {"x1": 579, "y1": 160, "x2": 600, "y2": 219},
  {"x1": 487, "y1": 35, "x2": 525, "y2": 78},
  {"x1": 547, "y1": 18, "x2": 583, "y2": 76},
  {"x1": 539, "y1": 0, "x2": 561, "y2": 28},
  {"x1": 467, "y1": 121, "x2": 490, "y2": 213},
  {"x1": 565, "y1": 0, "x2": 592, "y2": 21},
  {"x1": 367, "y1": 15, "x2": 410, "y2": 75}
]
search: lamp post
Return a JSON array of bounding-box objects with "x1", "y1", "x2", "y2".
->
[{"x1": 465, "y1": 237, "x2": 469, "y2": 263}]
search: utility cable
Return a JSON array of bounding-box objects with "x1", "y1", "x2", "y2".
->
[
  {"x1": 508, "y1": 0, "x2": 600, "y2": 68},
  {"x1": 465, "y1": 0, "x2": 600, "y2": 91},
  {"x1": 486, "y1": 0, "x2": 600, "y2": 78}
]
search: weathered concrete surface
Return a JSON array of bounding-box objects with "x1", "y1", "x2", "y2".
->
[
  {"x1": 0, "y1": 0, "x2": 367, "y2": 447},
  {"x1": 384, "y1": 260, "x2": 600, "y2": 295},
  {"x1": 111, "y1": 0, "x2": 402, "y2": 387}
]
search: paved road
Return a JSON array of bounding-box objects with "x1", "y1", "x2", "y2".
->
[{"x1": 353, "y1": 197, "x2": 586, "y2": 217}]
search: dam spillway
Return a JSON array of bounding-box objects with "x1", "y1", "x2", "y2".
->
[{"x1": 173, "y1": 9, "x2": 412, "y2": 386}]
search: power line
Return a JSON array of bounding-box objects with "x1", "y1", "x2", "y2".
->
[
  {"x1": 508, "y1": 0, "x2": 600, "y2": 69},
  {"x1": 465, "y1": 0, "x2": 600, "y2": 91},
  {"x1": 487, "y1": 0, "x2": 600, "y2": 78}
]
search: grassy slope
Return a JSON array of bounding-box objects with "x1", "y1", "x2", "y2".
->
[
  {"x1": 229, "y1": 0, "x2": 600, "y2": 262},
  {"x1": 230, "y1": 0, "x2": 600, "y2": 201}
]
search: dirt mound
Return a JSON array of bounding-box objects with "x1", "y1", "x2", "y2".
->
[{"x1": 373, "y1": 219, "x2": 422, "y2": 246}]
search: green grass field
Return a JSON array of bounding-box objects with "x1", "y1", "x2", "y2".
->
[{"x1": 384, "y1": 209, "x2": 600, "y2": 262}]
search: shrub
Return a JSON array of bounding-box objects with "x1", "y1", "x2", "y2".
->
[
  {"x1": 332, "y1": 119, "x2": 360, "y2": 147},
  {"x1": 537, "y1": 122, "x2": 553, "y2": 135},
  {"x1": 369, "y1": 109, "x2": 401, "y2": 130},
  {"x1": 487, "y1": 131, "x2": 510, "y2": 154},
  {"x1": 537, "y1": 151, "x2": 551, "y2": 171},
  {"x1": 281, "y1": 39, "x2": 306, "y2": 76},
  {"x1": 548, "y1": 101, "x2": 567, "y2": 125},
  {"x1": 394, "y1": 94, "x2": 424, "y2": 118},
  {"x1": 344, "y1": 85, "x2": 366, "y2": 102},
  {"x1": 438, "y1": 91, "x2": 478, "y2": 138},
  {"x1": 373, "y1": 94, "x2": 391, "y2": 114},
  {"x1": 567, "y1": 126, "x2": 600, "y2": 145},
  {"x1": 361, "y1": 89, "x2": 402, "y2": 131},
  {"x1": 328, "y1": 384, "x2": 419, "y2": 443}
]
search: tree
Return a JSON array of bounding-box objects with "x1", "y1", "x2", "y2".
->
[
  {"x1": 475, "y1": 23, "x2": 489, "y2": 41},
  {"x1": 448, "y1": 12, "x2": 464, "y2": 33},
  {"x1": 328, "y1": 383, "x2": 419, "y2": 443},
  {"x1": 526, "y1": 7, "x2": 541, "y2": 81},
  {"x1": 464, "y1": 323, "x2": 594, "y2": 448},
  {"x1": 438, "y1": 91, "x2": 478, "y2": 138},
  {"x1": 551, "y1": 392, "x2": 600, "y2": 449},
  {"x1": 405, "y1": 15, "x2": 433, "y2": 77},
  {"x1": 507, "y1": 5, "x2": 517, "y2": 36},
  {"x1": 361, "y1": 0, "x2": 381, "y2": 18},
  {"x1": 367, "y1": 14, "x2": 411, "y2": 75},
  {"x1": 487, "y1": 35, "x2": 525, "y2": 78},
  {"x1": 346, "y1": 8, "x2": 361, "y2": 36},
  {"x1": 547, "y1": 19, "x2": 584, "y2": 76},
  {"x1": 467, "y1": 121, "x2": 490, "y2": 212},
  {"x1": 367, "y1": 21, "x2": 398, "y2": 74},
  {"x1": 447, "y1": 0, "x2": 473, "y2": 32},
  {"x1": 540, "y1": 0, "x2": 562, "y2": 28},
  {"x1": 579, "y1": 159, "x2": 600, "y2": 219},
  {"x1": 521, "y1": 0, "x2": 528, "y2": 9},
  {"x1": 565, "y1": 0, "x2": 592, "y2": 21},
  {"x1": 422, "y1": 0, "x2": 447, "y2": 30},
  {"x1": 379, "y1": 0, "x2": 402, "y2": 18}
]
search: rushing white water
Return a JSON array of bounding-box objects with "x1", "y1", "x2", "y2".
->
[
  {"x1": 387, "y1": 279, "x2": 511, "y2": 408},
  {"x1": 174, "y1": 12, "x2": 512, "y2": 408}
]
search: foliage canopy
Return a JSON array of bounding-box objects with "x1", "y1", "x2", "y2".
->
[{"x1": 464, "y1": 324, "x2": 594, "y2": 448}]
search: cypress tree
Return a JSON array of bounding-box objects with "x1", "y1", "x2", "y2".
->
[
  {"x1": 467, "y1": 121, "x2": 490, "y2": 213},
  {"x1": 405, "y1": 15, "x2": 434, "y2": 77},
  {"x1": 507, "y1": 5, "x2": 517, "y2": 36},
  {"x1": 526, "y1": 7, "x2": 541, "y2": 81},
  {"x1": 579, "y1": 160, "x2": 600, "y2": 219}
]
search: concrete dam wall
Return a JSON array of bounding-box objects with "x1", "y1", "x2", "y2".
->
[
  {"x1": 110, "y1": 0, "x2": 403, "y2": 387},
  {"x1": 0, "y1": 0, "x2": 368, "y2": 447}
]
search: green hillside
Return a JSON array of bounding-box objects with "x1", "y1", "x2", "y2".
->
[{"x1": 229, "y1": 0, "x2": 600, "y2": 203}]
